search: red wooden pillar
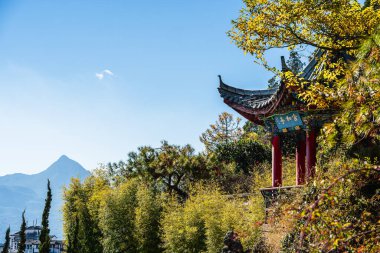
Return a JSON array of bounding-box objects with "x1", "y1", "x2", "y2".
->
[
  {"x1": 306, "y1": 129, "x2": 317, "y2": 180},
  {"x1": 272, "y1": 135, "x2": 282, "y2": 187},
  {"x1": 296, "y1": 133, "x2": 306, "y2": 185}
]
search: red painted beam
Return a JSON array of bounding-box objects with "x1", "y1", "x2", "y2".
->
[
  {"x1": 296, "y1": 134, "x2": 306, "y2": 185},
  {"x1": 306, "y1": 129, "x2": 317, "y2": 180},
  {"x1": 272, "y1": 135, "x2": 282, "y2": 187}
]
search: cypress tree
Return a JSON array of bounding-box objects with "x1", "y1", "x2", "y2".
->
[
  {"x1": 286, "y1": 49, "x2": 304, "y2": 74},
  {"x1": 17, "y1": 211, "x2": 26, "y2": 253},
  {"x1": 267, "y1": 49, "x2": 304, "y2": 89},
  {"x1": 39, "y1": 180, "x2": 52, "y2": 253},
  {"x1": 2, "y1": 227, "x2": 10, "y2": 253}
]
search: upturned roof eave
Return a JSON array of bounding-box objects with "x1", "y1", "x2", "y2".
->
[
  {"x1": 222, "y1": 80, "x2": 289, "y2": 125},
  {"x1": 218, "y1": 50, "x2": 325, "y2": 118},
  {"x1": 218, "y1": 75, "x2": 278, "y2": 97}
]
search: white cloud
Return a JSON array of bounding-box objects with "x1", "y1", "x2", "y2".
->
[
  {"x1": 103, "y1": 69, "x2": 114, "y2": 76},
  {"x1": 95, "y1": 73, "x2": 104, "y2": 80},
  {"x1": 95, "y1": 69, "x2": 114, "y2": 80}
]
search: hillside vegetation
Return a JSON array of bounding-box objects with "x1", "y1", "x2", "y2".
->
[{"x1": 63, "y1": 1, "x2": 380, "y2": 252}]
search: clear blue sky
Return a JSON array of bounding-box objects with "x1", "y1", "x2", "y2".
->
[{"x1": 0, "y1": 0, "x2": 287, "y2": 175}]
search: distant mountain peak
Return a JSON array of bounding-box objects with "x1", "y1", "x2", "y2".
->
[
  {"x1": 0, "y1": 156, "x2": 91, "y2": 240},
  {"x1": 58, "y1": 154, "x2": 70, "y2": 161},
  {"x1": 44, "y1": 155, "x2": 89, "y2": 175},
  {"x1": 55, "y1": 155, "x2": 78, "y2": 164}
]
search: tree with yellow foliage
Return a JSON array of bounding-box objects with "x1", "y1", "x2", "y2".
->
[
  {"x1": 229, "y1": 0, "x2": 380, "y2": 65},
  {"x1": 229, "y1": 1, "x2": 380, "y2": 252},
  {"x1": 229, "y1": 0, "x2": 380, "y2": 152}
]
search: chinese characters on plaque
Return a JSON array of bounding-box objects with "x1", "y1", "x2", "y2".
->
[{"x1": 274, "y1": 112, "x2": 304, "y2": 131}]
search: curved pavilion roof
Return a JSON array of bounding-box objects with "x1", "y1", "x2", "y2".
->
[{"x1": 218, "y1": 50, "x2": 324, "y2": 125}]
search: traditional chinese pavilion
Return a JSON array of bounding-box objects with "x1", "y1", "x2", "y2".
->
[{"x1": 218, "y1": 51, "x2": 327, "y2": 189}]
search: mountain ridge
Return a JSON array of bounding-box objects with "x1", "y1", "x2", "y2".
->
[
  {"x1": 0, "y1": 155, "x2": 90, "y2": 240},
  {"x1": 0, "y1": 155, "x2": 87, "y2": 176}
]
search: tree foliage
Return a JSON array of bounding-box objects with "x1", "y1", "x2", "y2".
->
[
  {"x1": 228, "y1": 1, "x2": 380, "y2": 252},
  {"x1": 66, "y1": 217, "x2": 79, "y2": 253},
  {"x1": 99, "y1": 179, "x2": 162, "y2": 253},
  {"x1": 201, "y1": 115, "x2": 272, "y2": 193},
  {"x1": 281, "y1": 159, "x2": 380, "y2": 252},
  {"x1": 60, "y1": 1, "x2": 380, "y2": 252},
  {"x1": 100, "y1": 179, "x2": 139, "y2": 253},
  {"x1": 135, "y1": 184, "x2": 163, "y2": 253},
  {"x1": 63, "y1": 177, "x2": 107, "y2": 253},
  {"x1": 215, "y1": 138, "x2": 270, "y2": 174},
  {"x1": 106, "y1": 141, "x2": 209, "y2": 199},
  {"x1": 2, "y1": 227, "x2": 10, "y2": 253},
  {"x1": 161, "y1": 185, "x2": 263, "y2": 253},
  {"x1": 229, "y1": 0, "x2": 380, "y2": 66},
  {"x1": 268, "y1": 49, "x2": 305, "y2": 88},
  {"x1": 63, "y1": 167, "x2": 270, "y2": 253},
  {"x1": 64, "y1": 176, "x2": 163, "y2": 253},
  {"x1": 320, "y1": 28, "x2": 380, "y2": 156},
  {"x1": 230, "y1": 0, "x2": 380, "y2": 156},
  {"x1": 200, "y1": 112, "x2": 243, "y2": 152},
  {"x1": 287, "y1": 50, "x2": 305, "y2": 74},
  {"x1": 17, "y1": 211, "x2": 26, "y2": 253},
  {"x1": 39, "y1": 180, "x2": 52, "y2": 253}
]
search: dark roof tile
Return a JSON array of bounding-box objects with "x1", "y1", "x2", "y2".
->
[{"x1": 218, "y1": 49, "x2": 325, "y2": 113}]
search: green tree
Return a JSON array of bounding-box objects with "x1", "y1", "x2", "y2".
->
[
  {"x1": 267, "y1": 49, "x2": 305, "y2": 89},
  {"x1": 267, "y1": 76, "x2": 279, "y2": 89},
  {"x1": 82, "y1": 176, "x2": 109, "y2": 253},
  {"x1": 228, "y1": 0, "x2": 380, "y2": 65},
  {"x1": 200, "y1": 115, "x2": 272, "y2": 193},
  {"x1": 39, "y1": 180, "x2": 52, "y2": 253},
  {"x1": 100, "y1": 179, "x2": 139, "y2": 253},
  {"x1": 162, "y1": 185, "x2": 263, "y2": 253},
  {"x1": 320, "y1": 27, "x2": 380, "y2": 158},
  {"x1": 63, "y1": 179, "x2": 81, "y2": 253},
  {"x1": 229, "y1": 0, "x2": 380, "y2": 113},
  {"x1": 63, "y1": 177, "x2": 106, "y2": 253},
  {"x1": 281, "y1": 159, "x2": 380, "y2": 252},
  {"x1": 227, "y1": 2, "x2": 380, "y2": 251},
  {"x1": 286, "y1": 50, "x2": 304, "y2": 74},
  {"x1": 241, "y1": 121, "x2": 269, "y2": 144},
  {"x1": 65, "y1": 176, "x2": 164, "y2": 253},
  {"x1": 215, "y1": 139, "x2": 270, "y2": 174},
  {"x1": 66, "y1": 217, "x2": 79, "y2": 253},
  {"x1": 364, "y1": 0, "x2": 380, "y2": 9},
  {"x1": 17, "y1": 211, "x2": 26, "y2": 253},
  {"x1": 200, "y1": 112, "x2": 242, "y2": 152},
  {"x1": 229, "y1": 0, "x2": 380, "y2": 155},
  {"x1": 107, "y1": 141, "x2": 209, "y2": 199},
  {"x1": 135, "y1": 183, "x2": 163, "y2": 253},
  {"x1": 2, "y1": 227, "x2": 10, "y2": 253}
]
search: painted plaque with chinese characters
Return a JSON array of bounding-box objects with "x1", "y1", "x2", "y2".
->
[{"x1": 274, "y1": 112, "x2": 303, "y2": 131}]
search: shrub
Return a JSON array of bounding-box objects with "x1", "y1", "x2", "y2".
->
[
  {"x1": 135, "y1": 184, "x2": 163, "y2": 253},
  {"x1": 161, "y1": 184, "x2": 264, "y2": 253},
  {"x1": 281, "y1": 159, "x2": 380, "y2": 252},
  {"x1": 215, "y1": 139, "x2": 271, "y2": 174},
  {"x1": 100, "y1": 179, "x2": 139, "y2": 253}
]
